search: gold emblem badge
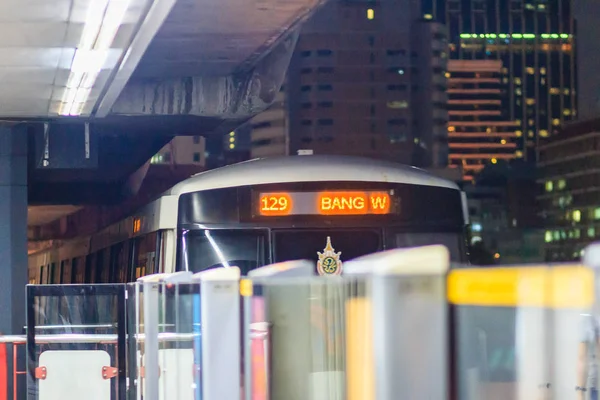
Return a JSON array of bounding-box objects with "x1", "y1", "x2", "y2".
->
[{"x1": 317, "y1": 237, "x2": 342, "y2": 276}]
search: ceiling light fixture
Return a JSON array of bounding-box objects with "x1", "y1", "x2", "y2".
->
[{"x1": 59, "y1": 0, "x2": 132, "y2": 116}]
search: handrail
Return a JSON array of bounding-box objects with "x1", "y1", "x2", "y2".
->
[{"x1": 0, "y1": 332, "x2": 200, "y2": 345}]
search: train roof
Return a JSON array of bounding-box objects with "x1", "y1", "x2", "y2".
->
[{"x1": 167, "y1": 155, "x2": 460, "y2": 196}]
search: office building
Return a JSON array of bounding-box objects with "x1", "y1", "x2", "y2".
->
[
  {"x1": 248, "y1": 0, "x2": 450, "y2": 167},
  {"x1": 447, "y1": 59, "x2": 520, "y2": 181},
  {"x1": 574, "y1": 1, "x2": 600, "y2": 120},
  {"x1": 249, "y1": 88, "x2": 288, "y2": 158},
  {"x1": 537, "y1": 117, "x2": 600, "y2": 261},
  {"x1": 151, "y1": 136, "x2": 206, "y2": 166},
  {"x1": 425, "y1": 0, "x2": 577, "y2": 162}
]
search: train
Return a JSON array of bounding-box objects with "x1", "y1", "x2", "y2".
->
[{"x1": 28, "y1": 154, "x2": 469, "y2": 284}]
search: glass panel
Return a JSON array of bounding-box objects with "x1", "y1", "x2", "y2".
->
[
  {"x1": 27, "y1": 285, "x2": 126, "y2": 400},
  {"x1": 392, "y1": 231, "x2": 463, "y2": 262},
  {"x1": 182, "y1": 229, "x2": 269, "y2": 275}
]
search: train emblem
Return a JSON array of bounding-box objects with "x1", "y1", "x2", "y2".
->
[{"x1": 317, "y1": 236, "x2": 342, "y2": 276}]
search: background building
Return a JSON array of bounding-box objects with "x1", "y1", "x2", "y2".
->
[
  {"x1": 537, "y1": 117, "x2": 600, "y2": 261},
  {"x1": 249, "y1": 88, "x2": 288, "y2": 159},
  {"x1": 447, "y1": 59, "x2": 520, "y2": 181},
  {"x1": 247, "y1": 0, "x2": 450, "y2": 168},
  {"x1": 574, "y1": 0, "x2": 600, "y2": 120},
  {"x1": 151, "y1": 136, "x2": 206, "y2": 166},
  {"x1": 426, "y1": 0, "x2": 577, "y2": 162}
]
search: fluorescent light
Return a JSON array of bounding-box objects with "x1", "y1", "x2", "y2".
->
[
  {"x1": 70, "y1": 49, "x2": 109, "y2": 73},
  {"x1": 58, "y1": 0, "x2": 132, "y2": 116},
  {"x1": 96, "y1": 1, "x2": 131, "y2": 49}
]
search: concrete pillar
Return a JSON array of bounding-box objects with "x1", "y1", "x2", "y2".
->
[{"x1": 0, "y1": 125, "x2": 28, "y2": 334}]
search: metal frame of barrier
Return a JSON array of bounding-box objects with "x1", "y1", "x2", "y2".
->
[
  {"x1": 192, "y1": 267, "x2": 241, "y2": 400},
  {"x1": 344, "y1": 245, "x2": 451, "y2": 400},
  {"x1": 243, "y1": 260, "x2": 314, "y2": 400},
  {"x1": 25, "y1": 284, "x2": 127, "y2": 400}
]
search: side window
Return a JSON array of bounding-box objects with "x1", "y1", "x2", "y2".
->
[
  {"x1": 74, "y1": 257, "x2": 85, "y2": 284},
  {"x1": 110, "y1": 242, "x2": 131, "y2": 283},
  {"x1": 62, "y1": 259, "x2": 72, "y2": 284},
  {"x1": 132, "y1": 232, "x2": 158, "y2": 280},
  {"x1": 85, "y1": 253, "x2": 96, "y2": 283}
]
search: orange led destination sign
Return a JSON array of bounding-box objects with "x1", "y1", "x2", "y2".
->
[{"x1": 257, "y1": 191, "x2": 393, "y2": 216}]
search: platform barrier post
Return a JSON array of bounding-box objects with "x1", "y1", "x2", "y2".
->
[
  {"x1": 192, "y1": 267, "x2": 241, "y2": 400},
  {"x1": 448, "y1": 266, "x2": 549, "y2": 400},
  {"x1": 581, "y1": 243, "x2": 600, "y2": 400},
  {"x1": 547, "y1": 265, "x2": 594, "y2": 400},
  {"x1": 245, "y1": 260, "x2": 314, "y2": 400},
  {"x1": 344, "y1": 245, "x2": 450, "y2": 400}
]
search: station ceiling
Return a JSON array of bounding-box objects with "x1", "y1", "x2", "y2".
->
[
  {"x1": 0, "y1": 0, "x2": 323, "y2": 118},
  {"x1": 13, "y1": 0, "x2": 325, "y2": 229}
]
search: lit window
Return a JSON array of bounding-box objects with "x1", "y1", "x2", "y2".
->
[
  {"x1": 367, "y1": 8, "x2": 374, "y2": 19},
  {"x1": 494, "y1": 253, "x2": 500, "y2": 259},
  {"x1": 573, "y1": 209, "x2": 581, "y2": 222},
  {"x1": 424, "y1": 13, "x2": 432, "y2": 19},
  {"x1": 540, "y1": 67, "x2": 547, "y2": 75},
  {"x1": 552, "y1": 118, "x2": 560, "y2": 126},
  {"x1": 526, "y1": 67, "x2": 535, "y2": 74},
  {"x1": 471, "y1": 223, "x2": 482, "y2": 232},
  {"x1": 515, "y1": 88, "x2": 522, "y2": 95},
  {"x1": 588, "y1": 227, "x2": 596, "y2": 238},
  {"x1": 550, "y1": 88, "x2": 560, "y2": 95},
  {"x1": 515, "y1": 130, "x2": 522, "y2": 137},
  {"x1": 545, "y1": 181, "x2": 553, "y2": 192},
  {"x1": 491, "y1": 158, "x2": 497, "y2": 164},
  {"x1": 526, "y1": 98, "x2": 535, "y2": 105},
  {"x1": 564, "y1": 109, "x2": 571, "y2": 116},
  {"x1": 387, "y1": 101, "x2": 408, "y2": 109},
  {"x1": 558, "y1": 179, "x2": 566, "y2": 189},
  {"x1": 448, "y1": 126, "x2": 455, "y2": 132},
  {"x1": 594, "y1": 207, "x2": 600, "y2": 220},
  {"x1": 540, "y1": 129, "x2": 549, "y2": 137},
  {"x1": 541, "y1": 78, "x2": 546, "y2": 85},
  {"x1": 445, "y1": 72, "x2": 451, "y2": 78},
  {"x1": 545, "y1": 231, "x2": 553, "y2": 243},
  {"x1": 528, "y1": 130, "x2": 534, "y2": 137},
  {"x1": 564, "y1": 88, "x2": 570, "y2": 95},
  {"x1": 486, "y1": 128, "x2": 492, "y2": 133},
  {"x1": 500, "y1": 139, "x2": 507, "y2": 144},
  {"x1": 515, "y1": 150, "x2": 523, "y2": 158},
  {"x1": 515, "y1": 78, "x2": 522, "y2": 85}
]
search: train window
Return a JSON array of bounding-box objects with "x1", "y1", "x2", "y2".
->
[
  {"x1": 273, "y1": 229, "x2": 381, "y2": 265},
  {"x1": 73, "y1": 257, "x2": 85, "y2": 284},
  {"x1": 110, "y1": 242, "x2": 130, "y2": 283},
  {"x1": 133, "y1": 232, "x2": 158, "y2": 279},
  {"x1": 49, "y1": 263, "x2": 59, "y2": 284},
  {"x1": 61, "y1": 259, "x2": 72, "y2": 284},
  {"x1": 181, "y1": 229, "x2": 269, "y2": 275},
  {"x1": 98, "y1": 249, "x2": 111, "y2": 283}
]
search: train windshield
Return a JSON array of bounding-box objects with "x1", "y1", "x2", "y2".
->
[
  {"x1": 181, "y1": 227, "x2": 464, "y2": 275},
  {"x1": 183, "y1": 229, "x2": 269, "y2": 275}
]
